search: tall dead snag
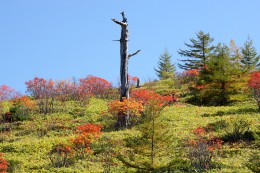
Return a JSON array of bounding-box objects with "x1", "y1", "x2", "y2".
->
[{"x1": 112, "y1": 12, "x2": 141, "y2": 128}]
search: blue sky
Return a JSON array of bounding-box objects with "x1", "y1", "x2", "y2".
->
[{"x1": 1, "y1": 0, "x2": 260, "y2": 93}]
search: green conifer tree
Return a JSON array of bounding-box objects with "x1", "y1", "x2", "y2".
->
[
  {"x1": 178, "y1": 31, "x2": 215, "y2": 70},
  {"x1": 200, "y1": 43, "x2": 234, "y2": 105},
  {"x1": 155, "y1": 49, "x2": 176, "y2": 80},
  {"x1": 241, "y1": 37, "x2": 260, "y2": 73}
]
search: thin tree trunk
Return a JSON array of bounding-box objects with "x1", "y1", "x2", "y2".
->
[{"x1": 112, "y1": 12, "x2": 141, "y2": 128}]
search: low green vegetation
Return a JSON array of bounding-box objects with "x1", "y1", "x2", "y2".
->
[{"x1": 0, "y1": 97, "x2": 259, "y2": 172}]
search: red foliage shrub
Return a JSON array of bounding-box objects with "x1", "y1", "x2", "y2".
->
[
  {"x1": 193, "y1": 126, "x2": 206, "y2": 135},
  {"x1": 76, "y1": 124, "x2": 102, "y2": 138},
  {"x1": 55, "y1": 80, "x2": 76, "y2": 102},
  {"x1": 188, "y1": 126, "x2": 223, "y2": 171},
  {"x1": 0, "y1": 153, "x2": 8, "y2": 173},
  {"x1": 25, "y1": 77, "x2": 55, "y2": 114},
  {"x1": 185, "y1": 69, "x2": 199, "y2": 76},
  {"x1": 25, "y1": 77, "x2": 55, "y2": 99},
  {"x1": 71, "y1": 124, "x2": 102, "y2": 154},
  {"x1": 128, "y1": 75, "x2": 138, "y2": 87},
  {"x1": 79, "y1": 75, "x2": 112, "y2": 98},
  {"x1": 248, "y1": 71, "x2": 260, "y2": 89},
  {"x1": 192, "y1": 126, "x2": 224, "y2": 150},
  {"x1": 131, "y1": 89, "x2": 174, "y2": 106},
  {"x1": 248, "y1": 71, "x2": 260, "y2": 110},
  {"x1": 0, "y1": 85, "x2": 17, "y2": 101}
]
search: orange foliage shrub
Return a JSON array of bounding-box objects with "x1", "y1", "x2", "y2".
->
[
  {"x1": 108, "y1": 98, "x2": 143, "y2": 117},
  {"x1": 0, "y1": 153, "x2": 8, "y2": 173},
  {"x1": 11, "y1": 96, "x2": 36, "y2": 110},
  {"x1": 131, "y1": 89, "x2": 174, "y2": 106},
  {"x1": 185, "y1": 69, "x2": 199, "y2": 76},
  {"x1": 71, "y1": 124, "x2": 102, "y2": 154}
]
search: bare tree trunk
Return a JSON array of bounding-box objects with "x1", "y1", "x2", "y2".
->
[{"x1": 112, "y1": 12, "x2": 141, "y2": 128}]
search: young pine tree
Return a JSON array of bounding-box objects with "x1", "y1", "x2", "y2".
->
[
  {"x1": 155, "y1": 49, "x2": 176, "y2": 80},
  {"x1": 178, "y1": 31, "x2": 215, "y2": 70},
  {"x1": 241, "y1": 37, "x2": 260, "y2": 73},
  {"x1": 118, "y1": 100, "x2": 174, "y2": 172}
]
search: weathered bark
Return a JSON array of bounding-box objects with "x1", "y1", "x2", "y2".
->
[{"x1": 112, "y1": 12, "x2": 141, "y2": 128}]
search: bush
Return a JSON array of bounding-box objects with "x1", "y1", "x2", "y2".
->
[
  {"x1": 0, "y1": 153, "x2": 8, "y2": 173},
  {"x1": 70, "y1": 124, "x2": 102, "y2": 158},
  {"x1": 246, "y1": 152, "x2": 260, "y2": 173},
  {"x1": 243, "y1": 131, "x2": 260, "y2": 141},
  {"x1": 222, "y1": 118, "x2": 251, "y2": 142},
  {"x1": 188, "y1": 127, "x2": 223, "y2": 172},
  {"x1": 108, "y1": 98, "x2": 143, "y2": 129},
  {"x1": 248, "y1": 71, "x2": 260, "y2": 111},
  {"x1": 48, "y1": 144, "x2": 74, "y2": 168}
]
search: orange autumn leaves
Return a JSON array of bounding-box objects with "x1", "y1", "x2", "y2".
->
[
  {"x1": 49, "y1": 124, "x2": 102, "y2": 166},
  {"x1": 11, "y1": 96, "x2": 36, "y2": 110},
  {"x1": 71, "y1": 124, "x2": 102, "y2": 154},
  {"x1": 191, "y1": 126, "x2": 223, "y2": 152},
  {"x1": 0, "y1": 153, "x2": 8, "y2": 173},
  {"x1": 108, "y1": 89, "x2": 174, "y2": 118},
  {"x1": 108, "y1": 98, "x2": 143, "y2": 117}
]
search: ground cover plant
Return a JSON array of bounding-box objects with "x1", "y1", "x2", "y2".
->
[{"x1": 0, "y1": 88, "x2": 259, "y2": 172}]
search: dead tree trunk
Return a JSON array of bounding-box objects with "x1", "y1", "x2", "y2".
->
[{"x1": 112, "y1": 12, "x2": 140, "y2": 128}]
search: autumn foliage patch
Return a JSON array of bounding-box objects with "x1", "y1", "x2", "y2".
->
[
  {"x1": 108, "y1": 98, "x2": 143, "y2": 117},
  {"x1": 131, "y1": 89, "x2": 174, "y2": 106},
  {"x1": 188, "y1": 126, "x2": 223, "y2": 171},
  {"x1": 0, "y1": 153, "x2": 8, "y2": 173},
  {"x1": 71, "y1": 124, "x2": 102, "y2": 154},
  {"x1": 248, "y1": 71, "x2": 260, "y2": 110},
  {"x1": 49, "y1": 144, "x2": 74, "y2": 167},
  {"x1": 79, "y1": 75, "x2": 112, "y2": 98}
]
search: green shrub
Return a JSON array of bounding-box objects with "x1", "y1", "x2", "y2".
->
[
  {"x1": 222, "y1": 118, "x2": 251, "y2": 142},
  {"x1": 243, "y1": 131, "x2": 260, "y2": 141},
  {"x1": 206, "y1": 120, "x2": 228, "y2": 132},
  {"x1": 246, "y1": 152, "x2": 260, "y2": 173},
  {"x1": 6, "y1": 159, "x2": 22, "y2": 173}
]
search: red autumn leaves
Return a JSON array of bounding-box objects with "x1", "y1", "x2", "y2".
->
[
  {"x1": 0, "y1": 153, "x2": 8, "y2": 173},
  {"x1": 71, "y1": 124, "x2": 102, "y2": 154},
  {"x1": 108, "y1": 89, "x2": 175, "y2": 118},
  {"x1": 25, "y1": 75, "x2": 112, "y2": 101},
  {"x1": 248, "y1": 71, "x2": 260, "y2": 89},
  {"x1": 0, "y1": 85, "x2": 17, "y2": 101},
  {"x1": 248, "y1": 71, "x2": 260, "y2": 110}
]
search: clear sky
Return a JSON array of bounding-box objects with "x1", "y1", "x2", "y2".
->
[{"x1": 1, "y1": 0, "x2": 260, "y2": 93}]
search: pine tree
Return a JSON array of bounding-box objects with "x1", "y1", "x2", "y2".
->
[
  {"x1": 201, "y1": 43, "x2": 234, "y2": 105},
  {"x1": 155, "y1": 49, "x2": 176, "y2": 80},
  {"x1": 241, "y1": 37, "x2": 260, "y2": 73},
  {"x1": 117, "y1": 101, "x2": 174, "y2": 171},
  {"x1": 178, "y1": 31, "x2": 215, "y2": 70}
]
